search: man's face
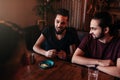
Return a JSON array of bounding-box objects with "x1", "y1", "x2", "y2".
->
[
  {"x1": 54, "y1": 14, "x2": 68, "y2": 34},
  {"x1": 89, "y1": 19, "x2": 104, "y2": 39}
]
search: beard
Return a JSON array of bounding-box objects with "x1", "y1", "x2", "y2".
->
[
  {"x1": 95, "y1": 31, "x2": 105, "y2": 39},
  {"x1": 55, "y1": 27, "x2": 66, "y2": 34}
]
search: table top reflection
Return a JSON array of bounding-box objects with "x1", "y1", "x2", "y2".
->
[{"x1": 14, "y1": 53, "x2": 115, "y2": 80}]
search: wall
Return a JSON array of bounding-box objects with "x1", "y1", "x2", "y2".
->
[
  {"x1": 0, "y1": 0, "x2": 38, "y2": 28},
  {"x1": 52, "y1": 0, "x2": 88, "y2": 31},
  {"x1": 0, "y1": 0, "x2": 89, "y2": 30},
  {"x1": 50, "y1": 0, "x2": 92, "y2": 31}
]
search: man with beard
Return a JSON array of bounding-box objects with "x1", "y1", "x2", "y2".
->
[
  {"x1": 72, "y1": 12, "x2": 120, "y2": 78},
  {"x1": 33, "y1": 8, "x2": 79, "y2": 61}
]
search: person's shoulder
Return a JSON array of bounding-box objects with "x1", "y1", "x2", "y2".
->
[
  {"x1": 83, "y1": 34, "x2": 92, "y2": 38},
  {"x1": 81, "y1": 34, "x2": 93, "y2": 42},
  {"x1": 115, "y1": 36, "x2": 120, "y2": 41},
  {"x1": 66, "y1": 27, "x2": 76, "y2": 31},
  {"x1": 43, "y1": 26, "x2": 54, "y2": 30},
  {"x1": 111, "y1": 36, "x2": 120, "y2": 46},
  {"x1": 42, "y1": 26, "x2": 55, "y2": 35},
  {"x1": 113, "y1": 36, "x2": 120, "y2": 40},
  {"x1": 66, "y1": 27, "x2": 77, "y2": 34}
]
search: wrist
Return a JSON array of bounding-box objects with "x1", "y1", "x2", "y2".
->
[
  {"x1": 97, "y1": 60, "x2": 101, "y2": 66},
  {"x1": 45, "y1": 51, "x2": 49, "y2": 57}
]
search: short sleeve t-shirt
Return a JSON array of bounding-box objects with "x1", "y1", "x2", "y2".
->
[
  {"x1": 78, "y1": 34, "x2": 120, "y2": 63},
  {"x1": 42, "y1": 27, "x2": 78, "y2": 54}
]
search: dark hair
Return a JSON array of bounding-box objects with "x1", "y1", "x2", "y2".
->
[
  {"x1": 92, "y1": 12, "x2": 112, "y2": 28},
  {"x1": 0, "y1": 21, "x2": 23, "y2": 64},
  {"x1": 55, "y1": 8, "x2": 69, "y2": 21},
  {"x1": 92, "y1": 12, "x2": 114, "y2": 35}
]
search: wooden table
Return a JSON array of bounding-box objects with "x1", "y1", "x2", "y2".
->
[{"x1": 14, "y1": 53, "x2": 115, "y2": 80}]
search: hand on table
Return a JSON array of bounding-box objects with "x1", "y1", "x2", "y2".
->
[
  {"x1": 57, "y1": 50, "x2": 67, "y2": 60},
  {"x1": 45, "y1": 49, "x2": 57, "y2": 58},
  {"x1": 98, "y1": 60, "x2": 115, "y2": 67}
]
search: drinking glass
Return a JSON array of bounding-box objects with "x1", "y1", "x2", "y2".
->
[{"x1": 88, "y1": 66, "x2": 99, "y2": 80}]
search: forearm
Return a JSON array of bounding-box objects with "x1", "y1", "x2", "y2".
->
[
  {"x1": 72, "y1": 48, "x2": 100, "y2": 65},
  {"x1": 33, "y1": 46, "x2": 47, "y2": 56},
  {"x1": 72, "y1": 56, "x2": 99, "y2": 66},
  {"x1": 97, "y1": 66, "x2": 120, "y2": 78}
]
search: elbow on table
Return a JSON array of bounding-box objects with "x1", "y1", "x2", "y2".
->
[
  {"x1": 71, "y1": 55, "x2": 76, "y2": 63},
  {"x1": 33, "y1": 45, "x2": 37, "y2": 52},
  {"x1": 117, "y1": 70, "x2": 120, "y2": 78}
]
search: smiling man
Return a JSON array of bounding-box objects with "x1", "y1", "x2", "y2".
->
[
  {"x1": 33, "y1": 8, "x2": 79, "y2": 61},
  {"x1": 72, "y1": 12, "x2": 120, "y2": 78}
]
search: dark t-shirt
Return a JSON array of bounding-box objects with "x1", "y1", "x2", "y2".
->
[
  {"x1": 78, "y1": 34, "x2": 120, "y2": 63},
  {"x1": 42, "y1": 27, "x2": 79, "y2": 54}
]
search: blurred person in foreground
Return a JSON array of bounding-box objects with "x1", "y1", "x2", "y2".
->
[
  {"x1": 0, "y1": 20, "x2": 28, "y2": 80},
  {"x1": 33, "y1": 8, "x2": 79, "y2": 61},
  {"x1": 72, "y1": 12, "x2": 120, "y2": 78}
]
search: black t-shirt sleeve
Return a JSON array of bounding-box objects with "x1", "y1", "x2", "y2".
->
[
  {"x1": 42, "y1": 27, "x2": 48, "y2": 38},
  {"x1": 42, "y1": 27, "x2": 54, "y2": 39}
]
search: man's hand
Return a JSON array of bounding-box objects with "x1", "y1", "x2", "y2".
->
[
  {"x1": 57, "y1": 50, "x2": 67, "y2": 60},
  {"x1": 98, "y1": 60, "x2": 115, "y2": 67},
  {"x1": 45, "y1": 49, "x2": 57, "y2": 58}
]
